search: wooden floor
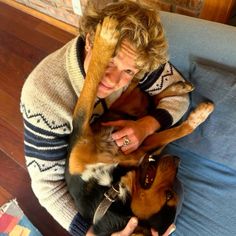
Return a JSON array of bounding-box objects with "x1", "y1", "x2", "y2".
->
[{"x1": 0, "y1": 2, "x2": 74, "y2": 235}]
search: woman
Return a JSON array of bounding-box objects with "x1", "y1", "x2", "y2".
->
[{"x1": 21, "y1": 1, "x2": 188, "y2": 235}]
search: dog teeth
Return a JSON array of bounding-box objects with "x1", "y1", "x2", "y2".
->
[{"x1": 148, "y1": 157, "x2": 155, "y2": 162}]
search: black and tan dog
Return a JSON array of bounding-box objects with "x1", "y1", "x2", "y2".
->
[{"x1": 65, "y1": 17, "x2": 214, "y2": 235}]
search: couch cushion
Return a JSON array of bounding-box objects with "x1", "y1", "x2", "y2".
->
[{"x1": 172, "y1": 62, "x2": 236, "y2": 169}]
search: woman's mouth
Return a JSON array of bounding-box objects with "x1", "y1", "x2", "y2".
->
[{"x1": 99, "y1": 81, "x2": 114, "y2": 90}]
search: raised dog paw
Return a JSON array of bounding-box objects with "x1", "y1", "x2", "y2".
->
[
  {"x1": 166, "y1": 81, "x2": 195, "y2": 96},
  {"x1": 156, "y1": 81, "x2": 194, "y2": 100},
  {"x1": 187, "y1": 102, "x2": 214, "y2": 129},
  {"x1": 93, "y1": 16, "x2": 120, "y2": 57},
  {"x1": 99, "y1": 16, "x2": 119, "y2": 46},
  {"x1": 174, "y1": 81, "x2": 195, "y2": 94}
]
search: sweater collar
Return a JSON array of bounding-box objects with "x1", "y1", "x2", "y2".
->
[
  {"x1": 76, "y1": 37, "x2": 86, "y2": 77},
  {"x1": 66, "y1": 36, "x2": 86, "y2": 97}
]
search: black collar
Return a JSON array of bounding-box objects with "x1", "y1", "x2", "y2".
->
[{"x1": 76, "y1": 37, "x2": 86, "y2": 78}]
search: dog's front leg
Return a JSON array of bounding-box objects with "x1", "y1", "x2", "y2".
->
[
  {"x1": 68, "y1": 17, "x2": 120, "y2": 174},
  {"x1": 142, "y1": 102, "x2": 214, "y2": 152},
  {"x1": 73, "y1": 17, "x2": 120, "y2": 136}
]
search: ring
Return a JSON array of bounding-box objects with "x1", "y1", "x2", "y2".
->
[{"x1": 123, "y1": 136, "x2": 130, "y2": 146}]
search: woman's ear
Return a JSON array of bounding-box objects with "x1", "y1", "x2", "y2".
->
[{"x1": 85, "y1": 33, "x2": 92, "y2": 52}]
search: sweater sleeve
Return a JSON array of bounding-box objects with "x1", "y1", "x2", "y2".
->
[
  {"x1": 20, "y1": 41, "x2": 90, "y2": 235},
  {"x1": 139, "y1": 62, "x2": 190, "y2": 129},
  {"x1": 21, "y1": 118, "x2": 90, "y2": 235}
]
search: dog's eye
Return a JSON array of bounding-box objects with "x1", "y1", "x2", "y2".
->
[{"x1": 166, "y1": 190, "x2": 174, "y2": 201}]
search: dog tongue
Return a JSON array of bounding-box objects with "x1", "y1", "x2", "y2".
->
[{"x1": 139, "y1": 156, "x2": 157, "y2": 189}]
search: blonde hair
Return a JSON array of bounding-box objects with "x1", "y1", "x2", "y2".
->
[{"x1": 79, "y1": 0, "x2": 168, "y2": 78}]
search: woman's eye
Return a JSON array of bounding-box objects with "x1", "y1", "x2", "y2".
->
[
  {"x1": 166, "y1": 190, "x2": 174, "y2": 201},
  {"x1": 125, "y1": 70, "x2": 134, "y2": 76}
]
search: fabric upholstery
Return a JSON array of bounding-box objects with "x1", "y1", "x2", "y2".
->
[{"x1": 160, "y1": 12, "x2": 236, "y2": 78}]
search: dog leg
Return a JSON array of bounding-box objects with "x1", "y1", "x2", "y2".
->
[
  {"x1": 73, "y1": 17, "x2": 120, "y2": 136},
  {"x1": 153, "y1": 81, "x2": 194, "y2": 103},
  {"x1": 69, "y1": 17, "x2": 120, "y2": 174},
  {"x1": 142, "y1": 102, "x2": 214, "y2": 152}
]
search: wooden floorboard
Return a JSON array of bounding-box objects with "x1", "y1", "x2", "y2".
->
[
  {"x1": 0, "y1": 2, "x2": 74, "y2": 235},
  {"x1": 0, "y1": 29, "x2": 47, "y2": 65}
]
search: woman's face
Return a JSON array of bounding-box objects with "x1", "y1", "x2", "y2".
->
[{"x1": 84, "y1": 37, "x2": 139, "y2": 98}]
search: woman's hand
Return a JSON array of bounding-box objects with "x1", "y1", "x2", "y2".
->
[
  {"x1": 111, "y1": 217, "x2": 138, "y2": 236},
  {"x1": 151, "y1": 224, "x2": 176, "y2": 236},
  {"x1": 86, "y1": 218, "x2": 138, "y2": 236},
  {"x1": 86, "y1": 218, "x2": 176, "y2": 236},
  {"x1": 103, "y1": 116, "x2": 160, "y2": 154},
  {"x1": 112, "y1": 219, "x2": 176, "y2": 236}
]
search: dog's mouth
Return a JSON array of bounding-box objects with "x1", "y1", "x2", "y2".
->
[{"x1": 139, "y1": 154, "x2": 159, "y2": 189}]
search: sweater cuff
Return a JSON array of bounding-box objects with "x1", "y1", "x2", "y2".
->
[
  {"x1": 149, "y1": 108, "x2": 173, "y2": 130},
  {"x1": 69, "y1": 212, "x2": 90, "y2": 236}
]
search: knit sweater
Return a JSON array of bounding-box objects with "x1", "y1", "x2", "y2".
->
[{"x1": 20, "y1": 36, "x2": 189, "y2": 235}]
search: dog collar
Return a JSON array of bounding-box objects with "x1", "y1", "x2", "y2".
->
[
  {"x1": 92, "y1": 176, "x2": 184, "y2": 226},
  {"x1": 93, "y1": 183, "x2": 120, "y2": 224}
]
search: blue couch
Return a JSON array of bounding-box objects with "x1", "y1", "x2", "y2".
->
[{"x1": 160, "y1": 12, "x2": 236, "y2": 236}]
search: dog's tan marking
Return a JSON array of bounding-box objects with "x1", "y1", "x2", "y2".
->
[{"x1": 69, "y1": 141, "x2": 117, "y2": 175}]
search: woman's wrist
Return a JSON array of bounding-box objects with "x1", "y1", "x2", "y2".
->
[{"x1": 138, "y1": 116, "x2": 161, "y2": 136}]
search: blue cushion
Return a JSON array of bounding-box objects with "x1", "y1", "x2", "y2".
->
[{"x1": 174, "y1": 62, "x2": 236, "y2": 169}]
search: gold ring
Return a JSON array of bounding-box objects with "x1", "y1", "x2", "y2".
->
[{"x1": 123, "y1": 136, "x2": 130, "y2": 146}]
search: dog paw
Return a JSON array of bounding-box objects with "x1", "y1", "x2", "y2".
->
[
  {"x1": 177, "y1": 81, "x2": 195, "y2": 93},
  {"x1": 170, "y1": 81, "x2": 195, "y2": 95},
  {"x1": 94, "y1": 16, "x2": 120, "y2": 51},
  {"x1": 187, "y1": 102, "x2": 214, "y2": 129}
]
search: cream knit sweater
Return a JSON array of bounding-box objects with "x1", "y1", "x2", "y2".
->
[{"x1": 20, "y1": 36, "x2": 189, "y2": 235}]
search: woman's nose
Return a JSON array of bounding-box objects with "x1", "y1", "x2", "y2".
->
[{"x1": 106, "y1": 66, "x2": 122, "y2": 83}]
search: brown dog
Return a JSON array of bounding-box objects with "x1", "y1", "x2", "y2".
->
[{"x1": 65, "y1": 17, "x2": 214, "y2": 235}]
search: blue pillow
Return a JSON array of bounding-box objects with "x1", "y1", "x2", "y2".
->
[{"x1": 173, "y1": 62, "x2": 236, "y2": 169}]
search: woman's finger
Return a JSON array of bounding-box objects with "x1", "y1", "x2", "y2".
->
[
  {"x1": 151, "y1": 224, "x2": 176, "y2": 236},
  {"x1": 163, "y1": 224, "x2": 176, "y2": 236},
  {"x1": 111, "y1": 217, "x2": 138, "y2": 236}
]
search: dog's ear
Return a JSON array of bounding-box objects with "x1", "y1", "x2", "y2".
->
[{"x1": 148, "y1": 204, "x2": 176, "y2": 235}]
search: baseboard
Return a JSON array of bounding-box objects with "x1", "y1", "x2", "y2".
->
[{"x1": 0, "y1": 0, "x2": 77, "y2": 35}]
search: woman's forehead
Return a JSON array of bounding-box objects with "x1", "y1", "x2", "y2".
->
[{"x1": 115, "y1": 40, "x2": 139, "y2": 71}]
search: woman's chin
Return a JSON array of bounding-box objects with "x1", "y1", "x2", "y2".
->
[{"x1": 97, "y1": 88, "x2": 111, "y2": 99}]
